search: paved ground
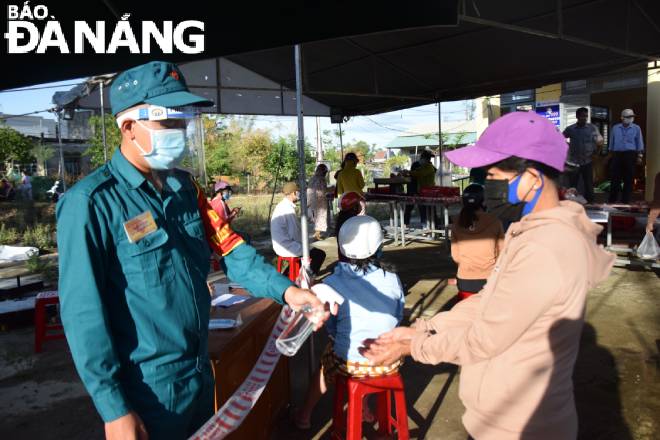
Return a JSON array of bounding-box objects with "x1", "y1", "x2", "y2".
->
[{"x1": 1, "y1": 235, "x2": 659, "y2": 439}]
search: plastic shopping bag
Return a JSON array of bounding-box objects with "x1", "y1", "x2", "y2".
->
[{"x1": 637, "y1": 232, "x2": 660, "y2": 260}]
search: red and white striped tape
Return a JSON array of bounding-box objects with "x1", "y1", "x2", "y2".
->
[{"x1": 189, "y1": 306, "x2": 296, "y2": 440}]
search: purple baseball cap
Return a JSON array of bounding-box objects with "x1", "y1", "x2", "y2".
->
[
  {"x1": 444, "y1": 111, "x2": 568, "y2": 171},
  {"x1": 214, "y1": 181, "x2": 231, "y2": 192}
]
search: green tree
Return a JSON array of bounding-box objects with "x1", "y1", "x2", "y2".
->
[
  {"x1": 85, "y1": 114, "x2": 121, "y2": 168},
  {"x1": 31, "y1": 141, "x2": 55, "y2": 176},
  {"x1": 323, "y1": 146, "x2": 342, "y2": 177},
  {"x1": 203, "y1": 115, "x2": 233, "y2": 178},
  {"x1": 345, "y1": 140, "x2": 373, "y2": 163},
  {"x1": 0, "y1": 126, "x2": 34, "y2": 167},
  {"x1": 229, "y1": 129, "x2": 272, "y2": 182},
  {"x1": 263, "y1": 136, "x2": 314, "y2": 184},
  {"x1": 383, "y1": 154, "x2": 410, "y2": 177}
]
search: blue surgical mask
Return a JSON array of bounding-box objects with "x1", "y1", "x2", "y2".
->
[
  {"x1": 134, "y1": 121, "x2": 187, "y2": 170},
  {"x1": 508, "y1": 172, "x2": 544, "y2": 216},
  {"x1": 222, "y1": 191, "x2": 232, "y2": 201}
]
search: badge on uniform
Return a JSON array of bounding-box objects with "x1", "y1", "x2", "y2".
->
[{"x1": 123, "y1": 211, "x2": 158, "y2": 243}]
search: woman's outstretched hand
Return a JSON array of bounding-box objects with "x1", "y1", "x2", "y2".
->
[{"x1": 359, "y1": 326, "x2": 416, "y2": 365}]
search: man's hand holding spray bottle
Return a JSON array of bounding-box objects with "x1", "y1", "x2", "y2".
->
[{"x1": 276, "y1": 262, "x2": 344, "y2": 356}]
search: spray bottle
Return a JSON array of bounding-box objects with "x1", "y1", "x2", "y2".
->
[{"x1": 275, "y1": 283, "x2": 344, "y2": 357}]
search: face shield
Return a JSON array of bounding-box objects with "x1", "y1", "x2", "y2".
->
[{"x1": 116, "y1": 105, "x2": 201, "y2": 171}]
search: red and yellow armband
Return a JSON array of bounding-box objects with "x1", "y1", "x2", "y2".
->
[{"x1": 193, "y1": 179, "x2": 244, "y2": 256}]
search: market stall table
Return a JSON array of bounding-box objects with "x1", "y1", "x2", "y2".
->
[
  {"x1": 365, "y1": 193, "x2": 461, "y2": 247},
  {"x1": 373, "y1": 177, "x2": 410, "y2": 193},
  {"x1": 207, "y1": 289, "x2": 289, "y2": 440},
  {"x1": 585, "y1": 202, "x2": 659, "y2": 269}
]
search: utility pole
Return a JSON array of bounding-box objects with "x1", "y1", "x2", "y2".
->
[{"x1": 315, "y1": 116, "x2": 323, "y2": 163}]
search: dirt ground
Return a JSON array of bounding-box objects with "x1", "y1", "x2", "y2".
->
[{"x1": 1, "y1": 236, "x2": 659, "y2": 439}]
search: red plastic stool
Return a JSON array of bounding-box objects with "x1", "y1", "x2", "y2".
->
[
  {"x1": 457, "y1": 290, "x2": 476, "y2": 301},
  {"x1": 34, "y1": 291, "x2": 65, "y2": 353},
  {"x1": 276, "y1": 256, "x2": 301, "y2": 282},
  {"x1": 210, "y1": 257, "x2": 221, "y2": 272},
  {"x1": 333, "y1": 373, "x2": 409, "y2": 440}
]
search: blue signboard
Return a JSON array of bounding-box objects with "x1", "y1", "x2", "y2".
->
[{"x1": 536, "y1": 104, "x2": 561, "y2": 128}]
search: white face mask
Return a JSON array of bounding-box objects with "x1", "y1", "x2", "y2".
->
[
  {"x1": 133, "y1": 121, "x2": 188, "y2": 170},
  {"x1": 622, "y1": 116, "x2": 634, "y2": 125}
]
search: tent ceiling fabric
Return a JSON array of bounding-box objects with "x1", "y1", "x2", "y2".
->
[
  {"x1": 75, "y1": 58, "x2": 333, "y2": 116},
  {"x1": 225, "y1": 0, "x2": 660, "y2": 116},
  {"x1": 4, "y1": 0, "x2": 660, "y2": 117}
]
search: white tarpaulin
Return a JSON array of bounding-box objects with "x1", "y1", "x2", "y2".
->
[{"x1": 0, "y1": 246, "x2": 39, "y2": 264}]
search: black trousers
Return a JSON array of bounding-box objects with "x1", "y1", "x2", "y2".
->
[
  {"x1": 568, "y1": 162, "x2": 594, "y2": 204},
  {"x1": 609, "y1": 151, "x2": 637, "y2": 204},
  {"x1": 457, "y1": 278, "x2": 487, "y2": 293},
  {"x1": 404, "y1": 203, "x2": 427, "y2": 225}
]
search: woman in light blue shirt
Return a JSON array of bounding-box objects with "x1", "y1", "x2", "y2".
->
[{"x1": 295, "y1": 216, "x2": 405, "y2": 429}]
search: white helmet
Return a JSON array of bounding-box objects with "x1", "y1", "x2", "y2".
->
[{"x1": 338, "y1": 215, "x2": 383, "y2": 259}]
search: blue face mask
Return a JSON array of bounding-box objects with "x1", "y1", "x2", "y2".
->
[
  {"x1": 508, "y1": 172, "x2": 544, "y2": 216},
  {"x1": 134, "y1": 122, "x2": 187, "y2": 170},
  {"x1": 222, "y1": 192, "x2": 232, "y2": 201}
]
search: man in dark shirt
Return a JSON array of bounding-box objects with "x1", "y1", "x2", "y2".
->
[
  {"x1": 404, "y1": 161, "x2": 427, "y2": 225},
  {"x1": 562, "y1": 107, "x2": 604, "y2": 204}
]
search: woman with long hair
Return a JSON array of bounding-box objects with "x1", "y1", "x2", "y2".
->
[
  {"x1": 307, "y1": 163, "x2": 329, "y2": 240},
  {"x1": 451, "y1": 183, "x2": 504, "y2": 298}
]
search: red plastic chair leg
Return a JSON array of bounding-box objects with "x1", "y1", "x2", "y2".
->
[
  {"x1": 394, "y1": 388, "x2": 410, "y2": 440},
  {"x1": 333, "y1": 376, "x2": 347, "y2": 436},
  {"x1": 347, "y1": 382, "x2": 364, "y2": 440},
  {"x1": 288, "y1": 257, "x2": 301, "y2": 282},
  {"x1": 376, "y1": 390, "x2": 393, "y2": 435},
  {"x1": 34, "y1": 300, "x2": 45, "y2": 353}
]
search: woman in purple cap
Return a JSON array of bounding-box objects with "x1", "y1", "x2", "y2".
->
[
  {"x1": 210, "y1": 180, "x2": 240, "y2": 224},
  {"x1": 362, "y1": 112, "x2": 615, "y2": 440}
]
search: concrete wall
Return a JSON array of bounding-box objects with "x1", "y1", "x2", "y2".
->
[{"x1": 475, "y1": 96, "x2": 500, "y2": 138}]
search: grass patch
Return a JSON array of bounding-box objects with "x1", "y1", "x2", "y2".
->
[
  {"x1": 229, "y1": 194, "x2": 276, "y2": 239},
  {"x1": 0, "y1": 202, "x2": 57, "y2": 251},
  {"x1": 0, "y1": 224, "x2": 20, "y2": 245},
  {"x1": 21, "y1": 224, "x2": 56, "y2": 250},
  {"x1": 25, "y1": 254, "x2": 58, "y2": 283}
]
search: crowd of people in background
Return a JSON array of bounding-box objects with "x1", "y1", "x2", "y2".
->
[
  {"x1": 0, "y1": 170, "x2": 32, "y2": 201},
  {"x1": 259, "y1": 111, "x2": 623, "y2": 439},
  {"x1": 203, "y1": 105, "x2": 659, "y2": 440},
  {"x1": 562, "y1": 107, "x2": 645, "y2": 205}
]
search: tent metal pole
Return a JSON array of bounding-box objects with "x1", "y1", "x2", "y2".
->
[
  {"x1": 199, "y1": 115, "x2": 208, "y2": 188},
  {"x1": 100, "y1": 82, "x2": 108, "y2": 163},
  {"x1": 339, "y1": 122, "x2": 344, "y2": 159},
  {"x1": 438, "y1": 101, "x2": 443, "y2": 184},
  {"x1": 57, "y1": 112, "x2": 67, "y2": 191},
  {"x1": 295, "y1": 44, "x2": 310, "y2": 268},
  {"x1": 295, "y1": 43, "x2": 315, "y2": 380}
]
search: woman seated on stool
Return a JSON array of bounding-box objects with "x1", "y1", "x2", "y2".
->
[
  {"x1": 451, "y1": 183, "x2": 504, "y2": 298},
  {"x1": 295, "y1": 216, "x2": 405, "y2": 429}
]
